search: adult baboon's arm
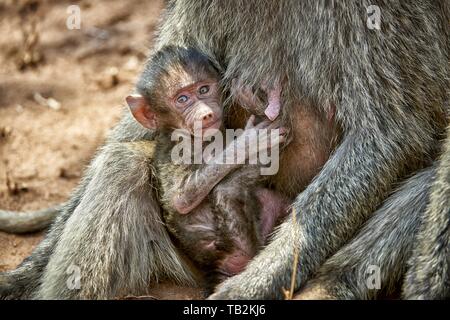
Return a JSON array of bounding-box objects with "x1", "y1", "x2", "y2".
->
[
  {"x1": 403, "y1": 127, "x2": 450, "y2": 300},
  {"x1": 294, "y1": 167, "x2": 434, "y2": 300}
]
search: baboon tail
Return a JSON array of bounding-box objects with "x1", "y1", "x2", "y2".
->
[{"x1": 0, "y1": 205, "x2": 62, "y2": 233}]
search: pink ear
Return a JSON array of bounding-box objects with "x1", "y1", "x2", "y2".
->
[{"x1": 126, "y1": 94, "x2": 158, "y2": 129}]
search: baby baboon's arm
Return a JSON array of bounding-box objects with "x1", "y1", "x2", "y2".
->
[
  {"x1": 168, "y1": 118, "x2": 284, "y2": 214},
  {"x1": 170, "y1": 162, "x2": 246, "y2": 215}
]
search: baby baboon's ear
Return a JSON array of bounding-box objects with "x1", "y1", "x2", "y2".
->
[{"x1": 126, "y1": 94, "x2": 158, "y2": 129}]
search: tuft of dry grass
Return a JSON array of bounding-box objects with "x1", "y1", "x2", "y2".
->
[
  {"x1": 283, "y1": 207, "x2": 299, "y2": 300},
  {"x1": 17, "y1": 0, "x2": 43, "y2": 70}
]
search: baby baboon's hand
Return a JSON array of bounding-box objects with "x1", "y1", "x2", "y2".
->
[
  {"x1": 237, "y1": 116, "x2": 286, "y2": 160},
  {"x1": 256, "y1": 120, "x2": 287, "y2": 153}
]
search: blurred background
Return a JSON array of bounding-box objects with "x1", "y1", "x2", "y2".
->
[{"x1": 0, "y1": 0, "x2": 164, "y2": 272}]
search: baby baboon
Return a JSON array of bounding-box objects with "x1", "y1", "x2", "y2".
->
[{"x1": 127, "y1": 46, "x2": 288, "y2": 288}]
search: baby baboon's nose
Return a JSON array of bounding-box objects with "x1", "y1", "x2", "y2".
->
[
  {"x1": 202, "y1": 112, "x2": 215, "y2": 127},
  {"x1": 203, "y1": 112, "x2": 213, "y2": 120}
]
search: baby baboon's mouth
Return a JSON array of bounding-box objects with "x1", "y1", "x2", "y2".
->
[{"x1": 203, "y1": 118, "x2": 221, "y2": 130}]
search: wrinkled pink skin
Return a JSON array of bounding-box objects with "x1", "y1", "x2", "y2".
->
[
  {"x1": 232, "y1": 80, "x2": 282, "y2": 121},
  {"x1": 264, "y1": 85, "x2": 282, "y2": 121},
  {"x1": 255, "y1": 188, "x2": 291, "y2": 240},
  {"x1": 218, "y1": 188, "x2": 291, "y2": 276}
]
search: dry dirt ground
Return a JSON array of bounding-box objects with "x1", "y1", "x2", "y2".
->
[{"x1": 0, "y1": 0, "x2": 202, "y2": 299}]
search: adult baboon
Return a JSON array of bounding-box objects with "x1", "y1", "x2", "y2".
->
[{"x1": 1, "y1": 1, "x2": 449, "y2": 299}]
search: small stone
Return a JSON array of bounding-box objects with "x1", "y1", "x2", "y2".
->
[
  {"x1": 124, "y1": 56, "x2": 139, "y2": 71},
  {"x1": 97, "y1": 67, "x2": 120, "y2": 89}
]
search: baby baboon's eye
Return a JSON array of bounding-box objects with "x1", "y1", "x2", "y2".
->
[
  {"x1": 177, "y1": 95, "x2": 189, "y2": 104},
  {"x1": 198, "y1": 85, "x2": 210, "y2": 95}
]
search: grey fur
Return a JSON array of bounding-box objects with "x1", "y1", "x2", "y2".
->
[
  {"x1": 402, "y1": 127, "x2": 450, "y2": 299},
  {"x1": 35, "y1": 141, "x2": 196, "y2": 299},
  {"x1": 295, "y1": 168, "x2": 434, "y2": 299},
  {"x1": 1, "y1": 0, "x2": 449, "y2": 299},
  {"x1": 201, "y1": 0, "x2": 447, "y2": 299},
  {"x1": 0, "y1": 205, "x2": 62, "y2": 234}
]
